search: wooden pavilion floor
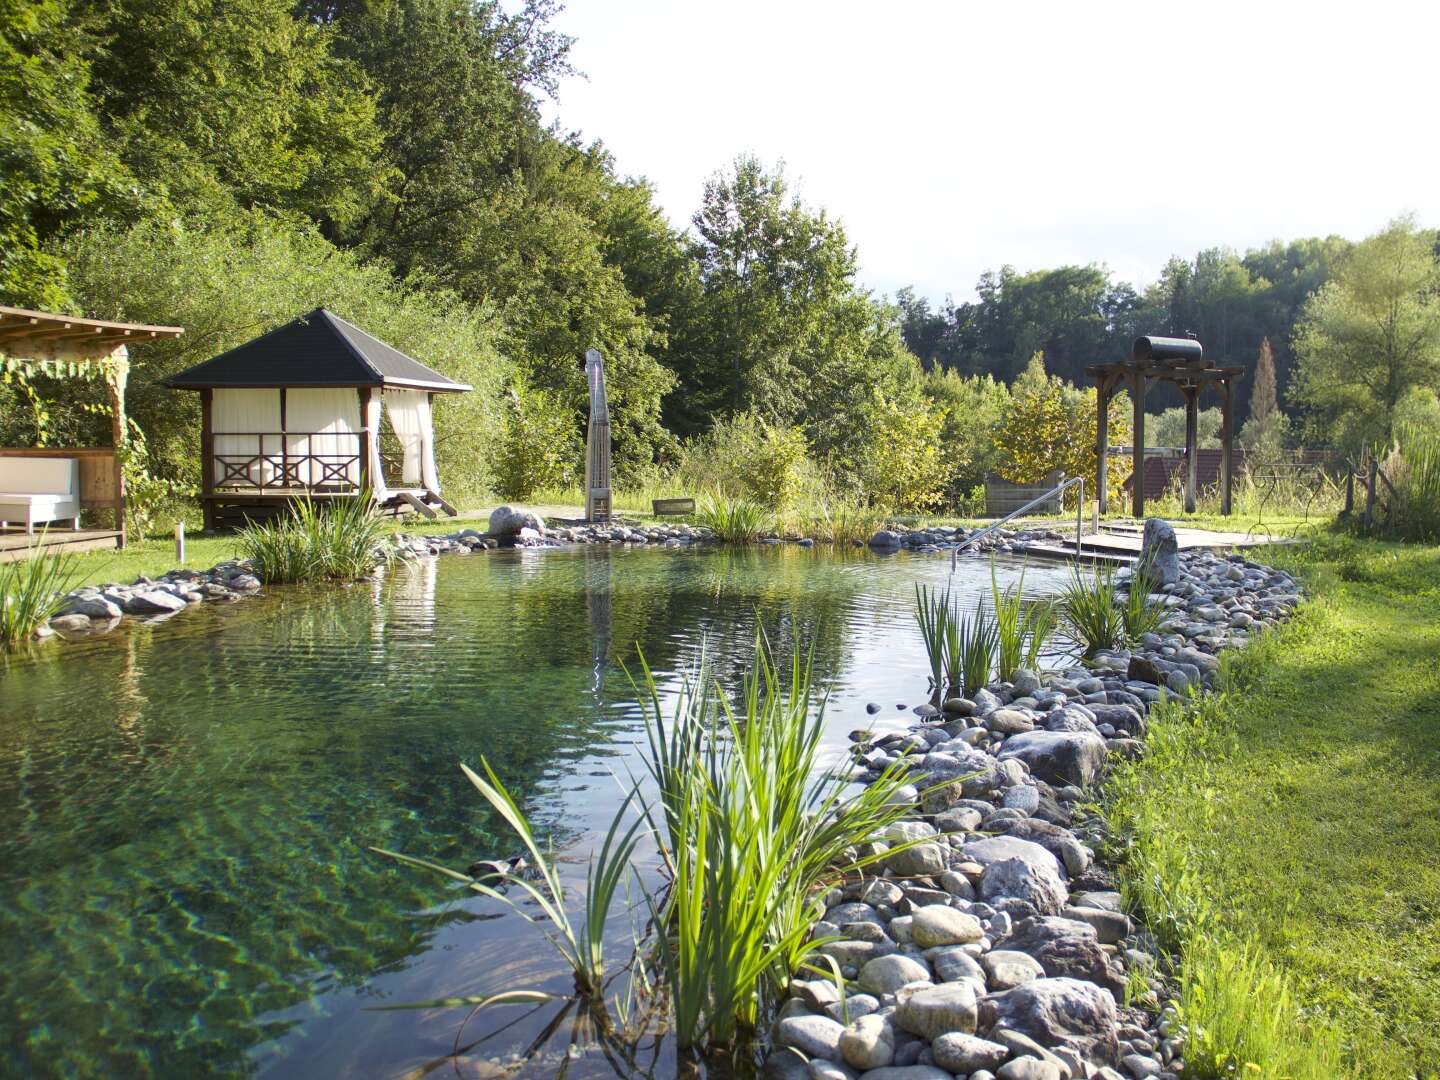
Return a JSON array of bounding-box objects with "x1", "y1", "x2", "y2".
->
[
  {"x1": 0, "y1": 529, "x2": 123, "y2": 562},
  {"x1": 1020, "y1": 520, "x2": 1301, "y2": 565}
]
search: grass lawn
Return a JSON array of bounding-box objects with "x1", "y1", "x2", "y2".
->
[{"x1": 1106, "y1": 529, "x2": 1440, "y2": 1078}]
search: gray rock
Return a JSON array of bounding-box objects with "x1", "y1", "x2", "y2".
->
[
  {"x1": 981, "y1": 856, "x2": 1069, "y2": 915},
  {"x1": 931, "y1": 1031, "x2": 1010, "y2": 1073},
  {"x1": 1002, "y1": 785, "x2": 1041, "y2": 814},
  {"x1": 48, "y1": 613, "x2": 91, "y2": 632},
  {"x1": 776, "y1": 1014, "x2": 846, "y2": 1059},
  {"x1": 124, "y1": 589, "x2": 188, "y2": 614},
  {"x1": 851, "y1": 1067, "x2": 952, "y2": 1080},
  {"x1": 762, "y1": 1048, "x2": 811, "y2": 1080},
  {"x1": 1001, "y1": 917, "x2": 1126, "y2": 993},
  {"x1": 1010, "y1": 668, "x2": 1042, "y2": 695},
  {"x1": 997, "y1": 1058, "x2": 1063, "y2": 1080},
  {"x1": 487, "y1": 505, "x2": 546, "y2": 537},
  {"x1": 869, "y1": 530, "x2": 902, "y2": 549},
  {"x1": 982, "y1": 948, "x2": 1046, "y2": 990},
  {"x1": 1138, "y1": 518, "x2": 1180, "y2": 585},
  {"x1": 911, "y1": 905, "x2": 984, "y2": 947},
  {"x1": 58, "y1": 595, "x2": 122, "y2": 619},
  {"x1": 987, "y1": 708, "x2": 1036, "y2": 734},
  {"x1": 987, "y1": 976, "x2": 1120, "y2": 1064},
  {"x1": 858, "y1": 954, "x2": 931, "y2": 995},
  {"x1": 839, "y1": 1014, "x2": 894, "y2": 1070},
  {"x1": 1126, "y1": 654, "x2": 1165, "y2": 686},
  {"x1": 963, "y1": 836, "x2": 1065, "y2": 879},
  {"x1": 997, "y1": 730, "x2": 1108, "y2": 787},
  {"x1": 929, "y1": 945, "x2": 986, "y2": 984},
  {"x1": 885, "y1": 843, "x2": 946, "y2": 878},
  {"x1": 1061, "y1": 905, "x2": 1131, "y2": 944},
  {"x1": 1121, "y1": 1054, "x2": 1162, "y2": 1078},
  {"x1": 895, "y1": 981, "x2": 979, "y2": 1038}
]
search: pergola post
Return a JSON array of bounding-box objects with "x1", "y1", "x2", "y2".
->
[
  {"x1": 1182, "y1": 382, "x2": 1199, "y2": 514},
  {"x1": 1220, "y1": 377, "x2": 1234, "y2": 516},
  {"x1": 357, "y1": 387, "x2": 373, "y2": 492},
  {"x1": 200, "y1": 389, "x2": 216, "y2": 531},
  {"x1": 1131, "y1": 370, "x2": 1147, "y2": 518},
  {"x1": 104, "y1": 345, "x2": 129, "y2": 545}
]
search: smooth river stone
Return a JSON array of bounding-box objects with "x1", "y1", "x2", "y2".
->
[{"x1": 910, "y1": 905, "x2": 984, "y2": 947}]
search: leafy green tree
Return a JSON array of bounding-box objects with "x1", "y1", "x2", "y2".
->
[
  {"x1": 489, "y1": 377, "x2": 579, "y2": 500},
  {"x1": 1240, "y1": 337, "x2": 1287, "y2": 458},
  {"x1": 858, "y1": 389, "x2": 950, "y2": 511},
  {"x1": 1292, "y1": 217, "x2": 1440, "y2": 452},
  {"x1": 53, "y1": 211, "x2": 508, "y2": 494},
  {"x1": 922, "y1": 367, "x2": 1009, "y2": 498},
  {"x1": 0, "y1": 0, "x2": 131, "y2": 306}
]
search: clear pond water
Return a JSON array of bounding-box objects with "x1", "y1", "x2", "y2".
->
[{"x1": 0, "y1": 545, "x2": 1070, "y2": 1078}]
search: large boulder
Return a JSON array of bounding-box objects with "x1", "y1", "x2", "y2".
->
[
  {"x1": 980, "y1": 856, "x2": 1068, "y2": 915},
  {"x1": 986, "y1": 977, "x2": 1119, "y2": 1065},
  {"x1": 895, "y1": 980, "x2": 980, "y2": 1038},
  {"x1": 487, "y1": 505, "x2": 545, "y2": 537},
  {"x1": 1138, "y1": 517, "x2": 1180, "y2": 585},
  {"x1": 997, "y1": 730, "x2": 1108, "y2": 787},
  {"x1": 1000, "y1": 917, "x2": 1126, "y2": 994},
  {"x1": 963, "y1": 836, "x2": 1065, "y2": 879}
]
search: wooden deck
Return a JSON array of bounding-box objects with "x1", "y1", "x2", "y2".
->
[
  {"x1": 1020, "y1": 522, "x2": 1300, "y2": 565},
  {"x1": 0, "y1": 529, "x2": 123, "y2": 562}
]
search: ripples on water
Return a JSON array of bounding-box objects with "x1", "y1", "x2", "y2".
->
[{"x1": 0, "y1": 545, "x2": 1068, "y2": 1078}]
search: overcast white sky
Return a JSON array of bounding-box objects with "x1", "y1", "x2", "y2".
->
[{"x1": 541, "y1": 0, "x2": 1440, "y2": 305}]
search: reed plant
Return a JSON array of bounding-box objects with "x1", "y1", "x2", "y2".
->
[
  {"x1": 236, "y1": 495, "x2": 392, "y2": 583},
  {"x1": 695, "y1": 492, "x2": 771, "y2": 544},
  {"x1": 914, "y1": 584, "x2": 997, "y2": 694},
  {"x1": 914, "y1": 583, "x2": 951, "y2": 690},
  {"x1": 0, "y1": 546, "x2": 77, "y2": 647},
  {"x1": 1059, "y1": 564, "x2": 1126, "y2": 657},
  {"x1": 1390, "y1": 423, "x2": 1440, "y2": 542},
  {"x1": 991, "y1": 561, "x2": 1059, "y2": 680},
  {"x1": 636, "y1": 639, "x2": 924, "y2": 1049},
  {"x1": 782, "y1": 501, "x2": 888, "y2": 546},
  {"x1": 1120, "y1": 564, "x2": 1174, "y2": 642}
]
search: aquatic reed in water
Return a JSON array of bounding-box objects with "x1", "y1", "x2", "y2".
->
[
  {"x1": 0, "y1": 545, "x2": 77, "y2": 647},
  {"x1": 695, "y1": 493, "x2": 770, "y2": 544},
  {"x1": 1060, "y1": 564, "x2": 1126, "y2": 657},
  {"x1": 236, "y1": 495, "x2": 392, "y2": 583},
  {"x1": 991, "y1": 560, "x2": 1059, "y2": 681}
]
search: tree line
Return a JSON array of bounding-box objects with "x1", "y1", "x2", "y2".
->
[{"x1": 3, "y1": 0, "x2": 1438, "y2": 506}]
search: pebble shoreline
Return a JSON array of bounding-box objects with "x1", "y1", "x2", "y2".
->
[{"x1": 767, "y1": 544, "x2": 1302, "y2": 1080}]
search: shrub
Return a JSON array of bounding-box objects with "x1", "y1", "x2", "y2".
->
[
  {"x1": 0, "y1": 548, "x2": 77, "y2": 647},
  {"x1": 489, "y1": 379, "x2": 581, "y2": 501},
  {"x1": 677, "y1": 412, "x2": 813, "y2": 509},
  {"x1": 235, "y1": 495, "x2": 392, "y2": 583},
  {"x1": 858, "y1": 390, "x2": 951, "y2": 512}
]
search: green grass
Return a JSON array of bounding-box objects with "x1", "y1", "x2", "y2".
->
[{"x1": 1104, "y1": 530, "x2": 1440, "y2": 1079}]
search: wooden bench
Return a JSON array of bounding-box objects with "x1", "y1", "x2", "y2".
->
[{"x1": 652, "y1": 497, "x2": 696, "y2": 517}]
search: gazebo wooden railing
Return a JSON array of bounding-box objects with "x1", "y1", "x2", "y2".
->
[{"x1": 210, "y1": 432, "x2": 363, "y2": 493}]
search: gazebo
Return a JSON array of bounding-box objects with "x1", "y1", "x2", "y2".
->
[
  {"x1": 1088, "y1": 335, "x2": 1242, "y2": 518},
  {"x1": 1, "y1": 305, "x2": 184, "y2": 555},
  {"x1": 163, "y1": 308, "x2": 470, "y2": 530}
]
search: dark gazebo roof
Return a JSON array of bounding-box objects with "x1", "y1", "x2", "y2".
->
[{"x1": 163, "y1": 308, "x2": 471, "y2": 392}]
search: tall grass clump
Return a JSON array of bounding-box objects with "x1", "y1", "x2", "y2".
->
[
  {"x1": 991, "y1": 561, "x2": 1058, "y2": 680},
  {"x1": 695, "y1": 493, "x2": 770, "y2": 544},
  {"x1": 380, "y1": 638, "x2": 925, "y2": 1061},
  {"x1": 1059, "y1": 564, "x2": 1125, "y2": 657},
  {"x1": 915, "y1": 585, "x2": 997, "y2": 694},
  {"x1": 1386, "y1": 423, "x2": 1440, "y2": 541},
  {"x1": 1120, "y1": 563, "x2": 1174, "y2": 643},
  {"x1": 0, "y1": 547, "x2": 77, "y2": 647},
  {"x1": 236, "y1": 495, "x2": 392, "y2": 583},
  {"x1": 634, "y1": 640, "x2": 923, "y2": 1049}
]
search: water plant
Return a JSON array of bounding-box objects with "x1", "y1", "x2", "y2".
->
[
  {"x1": 0, "y1": 546, "x2": 77, "y2": 647},
  {"x1": 695, "y1": 493, "x2": 770, "y2": 544},
  {"x1": 1120, "y1": 563, "x2": 1174, "y2": 642},
  {"x1": 950, "y1": 597, "x2": 998, "y2": 695},
  {"x1": 236, "y1": 494, "x2": 392, "y2": 583},
  {"x1": 914, "y1": 582, "x2": 950, "y2": 690},
  {"x1": 991, "y1": 561, "x2": 1059, "y2": 680},
  {"x1": 1059, "y1": 564, "x2": 1125, "y2": 657}
]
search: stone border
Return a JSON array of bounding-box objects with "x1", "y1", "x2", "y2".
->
[{"x1": 766, "y1": 547, "x2": 1302, "y2": 1080}]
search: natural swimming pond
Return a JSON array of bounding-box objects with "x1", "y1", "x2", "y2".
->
[{"x1": 0, "y1": 545, "x2": 1071, "y2": 1078}]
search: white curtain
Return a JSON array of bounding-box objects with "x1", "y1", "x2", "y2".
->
[
  {"x1": 213, "y1": 389, "x2": 280, "y2": 487},
  {"x1": 383, "y1": 390, "x2": 440, "y2": 492},
  {"x1": 286, "y1": 388, "x2": 361, "y2": 486},
  {"x1": 364, "y1": 392, "x2": 387, "y2": 500}
]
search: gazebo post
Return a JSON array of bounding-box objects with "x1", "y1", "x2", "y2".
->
[
  {"x1": 1095, "y1": 374, "x2": 1111, "y2": 514},
  {"x1": 357, "y1": 388, "x2": 373, "y2": 492},
  {"x1": 201, "y1": 389, "x2": 215, "y2": 531},
  {"x1": 1131, "y1": 369, "x2": 1147, "y2": 519},
  {"x1": 1182, "y1": 382, "x2": 1199, "y2": 514},
  {"x1": 1220, "y1": 377, "x2": 1234, "y2": 516}
]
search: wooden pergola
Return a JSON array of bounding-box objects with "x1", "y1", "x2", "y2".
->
[
  {"x1": 1088, "y1": 336, "x2": 1243, "y2": 518},
  {"x1": 0, "y1": 305, "x2": 184, "y2": 547}
]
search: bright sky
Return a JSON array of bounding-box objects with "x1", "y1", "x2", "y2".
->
[{"x1": 542, "y1": 0, "x2": 1440, "y2": 305}]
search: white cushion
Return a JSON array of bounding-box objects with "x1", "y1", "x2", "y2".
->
[{"x1": 0, "y1": 458, "x2": 78, "y2": 495}]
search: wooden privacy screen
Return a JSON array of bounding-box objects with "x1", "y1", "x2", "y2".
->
[{"x1": 0, "y1": 448, "x2": 121, "y2": 514}]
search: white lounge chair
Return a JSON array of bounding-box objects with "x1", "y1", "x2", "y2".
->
[{"x1": 0, "y1": 457, "x2": 82, "y2": 534}]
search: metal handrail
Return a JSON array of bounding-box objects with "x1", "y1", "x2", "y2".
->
[{"x1": 951, "y1": 475, "x2": 1086, "y2": 573}]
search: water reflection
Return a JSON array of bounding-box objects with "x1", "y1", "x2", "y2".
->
[{"x1": 0, "y1": 546, "x2": 1069, "y2": 1078}]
